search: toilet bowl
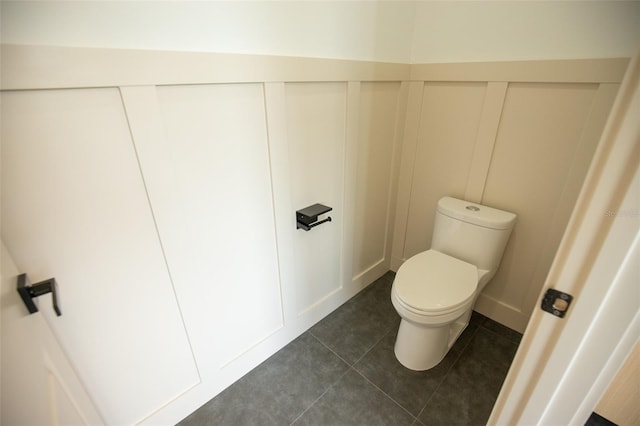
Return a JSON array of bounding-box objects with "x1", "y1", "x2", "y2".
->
[
  {"x1": 391, "y1": 250, "x2": 478, "y2": 370},
  {"x1": 391, "y1": 196, "x2": 516, "y2": 371}
]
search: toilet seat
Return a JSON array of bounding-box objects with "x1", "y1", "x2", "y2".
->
[{"x1": 394, "y1": 250, "x2": 477, "y2": 316}]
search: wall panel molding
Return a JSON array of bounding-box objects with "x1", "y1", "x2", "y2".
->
[
  {"x1": 263, "y1": 82, "x2": 297, "y2": 326},
  {"x1": 0, "y1": 44, "x2": 408, "y2": 90},
  {"x1": 464, "y1": 81, "x2": 508, "y2": 203},
  {"x1": 1, "y1": 43, "x2": 630, "y2": 422},
  {"x1": 1, "y1": 45, "x2": 628, "y2": 91},
  {"x1": 402, "y1": 82, "x2": 488, "y2": 260},
  {"x1": 390, "y1": 81, "x2": 425, "y2": 271},
  {"x1": 520, "y1": 82, "x2": 620, "y2": 315},
  {"x1": 410, "y1": 58, "x2": 629, "y2": 83},
  {"x1": 344, "y1": 81, "x2": 361, "y2": 289},
  {"x1": 474, "y1": 293, "x2": 529, "y2": 333},
  {"x1": 385, "y1": 81, "x2": 411, "y2": 271},
  {"x1": 284, "y1": 82, "x2": 347, "y2": 315},
  {"x1": 352, "y1": 82, "x2": 402, "y2": 288}
]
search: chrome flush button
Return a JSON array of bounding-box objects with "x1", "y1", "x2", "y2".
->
[{"x1": 465, "y1": 205, "x2": 480, "y2": 212}]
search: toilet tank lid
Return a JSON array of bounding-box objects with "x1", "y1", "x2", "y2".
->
[{"x1": 437, "y1": 197, "x2": 517, "y2": 230}]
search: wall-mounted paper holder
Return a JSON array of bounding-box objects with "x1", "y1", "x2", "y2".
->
[{"x1": 296, "y1": 203, "x2": 332, "y2": 231}]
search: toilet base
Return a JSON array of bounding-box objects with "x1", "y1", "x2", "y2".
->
[{"x1": 394, "y1": 314, "x2": 469, "y2": 371}]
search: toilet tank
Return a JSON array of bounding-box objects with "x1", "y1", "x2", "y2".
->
[{"x1": 431, "y1": 197, "x2": 517, "y2": 274}]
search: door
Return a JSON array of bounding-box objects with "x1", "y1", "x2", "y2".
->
[
  {"x1": 489, "y1": 50, "x2": 640, "y2": 425},
  {"x1": 1, "y1": 242, "x2": 104, "y2": 425},
  {"x1": 1, "y1": 88, "x2": 200, "y2": 424}
]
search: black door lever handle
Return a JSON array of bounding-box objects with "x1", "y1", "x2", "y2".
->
[{"x1": 17, "y1": 273, "x2": 62, "y2": 316}]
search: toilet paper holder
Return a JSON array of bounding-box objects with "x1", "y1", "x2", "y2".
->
[{"x1": 296, "y1": 203, "x2": 332, "y2": 231}]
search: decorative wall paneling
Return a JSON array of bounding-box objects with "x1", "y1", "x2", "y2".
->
[
  {"x1": 479, "y1": 83, "x2": 619, "y2": 330},
  {"x1": 121, "y1": 83, "x2": 284, "y2": 375},
  {"x1": 410, "y1": 58, "x2": 629, "y2": 84},
  {"x1": 1, "y1": 45, "x2": 406, "y2": 424},
  {"x1": 284, "y1": 82, "x2": 346, "y2": 313},
  {"x1": 391, "y1": 65, "x2": 625, "y2": 333},
  {"x1": 402, "y1": 82, "x2": 488, "y2": 258},
  {"x1": 140, "y1": 80, "x2": 403, "y2": 424},
  {"x1": 0, "y1": 44, "x2": 410, "y2": 90},
  {"x1": 0, "y1": 45, "x2": 628, "y2": 423},
  {"x1": 353, "y1": 82, "x2": 405, "y2": 284}
]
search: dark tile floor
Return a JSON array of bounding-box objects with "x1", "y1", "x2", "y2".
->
[{"x1": 179, "y1": 272, "x2": 522, "y2": 426}]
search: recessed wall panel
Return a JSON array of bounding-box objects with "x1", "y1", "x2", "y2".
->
[
  {"x1": 353, "y1": 82, "x2": 401, "y2": 277},
  {"x1": 285, "y1": 83, "x2": 346, "y2": 313},
  {"x1": 481, "y1": 83, "x2": 598, "y2": 311},
  {"x1": 149, "y1": 84, "x2": 283, "y2": 371},
  {"x1": 403, "y1": 82, "x2": 487, "y2": 259}
]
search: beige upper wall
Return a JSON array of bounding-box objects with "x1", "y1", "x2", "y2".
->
[
  {"x1": 0, "y1": 1, "x2": 416, "y2": 63},
  {"x1": 412, "y1": 1, "x2": 640, "y2": 63},
  {"x1": 1, "y1": 1, "x2": 639, "y2": 64}
]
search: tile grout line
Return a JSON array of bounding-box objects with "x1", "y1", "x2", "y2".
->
[
  {"x1": 287, "y1": 331, "x2": 356, "y2": 424},
  {"x1": 415, "y1": 325, "x2": 480, "y2": 421},
  {"x1": 303, "y1": 318, "x2": 404, "y2": 422},
  {"x1": 352, "y1": 365, "x2": 422, "y2": 424},
  {"x1": 350, "y1": 321, "x2": 398, "y2": 366},
  {"x1": 307, "y1": 330, "x2": 354, "y2": 367},
  {"x1": 478, "y1": 321, "x2": 523, "y2": 345},
  {"x1": 288, "y1": 365, "x2": 353, "y2": 426},
  {"x1": 352, "y1": 326, "x2": 424, "y2": 423}
]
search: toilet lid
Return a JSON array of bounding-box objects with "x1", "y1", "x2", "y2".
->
[{"x1": 395, "y1": 250, "x2": 478, "y2": 314}]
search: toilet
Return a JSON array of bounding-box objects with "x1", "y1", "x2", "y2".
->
[{"x1": 391, "y1": 196, "x2": 517, "y2": 371}]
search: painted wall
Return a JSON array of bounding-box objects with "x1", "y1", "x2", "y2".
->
[
  {"x1": 1, "y1": 46, "x2": 628, "y2": 423},
  {"x1": 1, "y1": 0, "x2": 638, "y2": 421},
  {"x1": 411, "y1": 1, "x2": 640, "y2": 63},
  {"x1": 1, "y1": 1, "x2": 639, "y2": 63},
  {"x1": 0, "y1": 1, "x2": 416, "y2": 63},
  {"x1": 0, "y1": 47, "x2": 406, "y2": 424},
  {"x1": 390, "y1": 68, "x2": 622, "y2": 332}
]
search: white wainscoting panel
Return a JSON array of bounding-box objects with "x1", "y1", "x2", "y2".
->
[
  {"x1": 123, "y1": 84, "x2": 284, "y2": 376},
  {"x1": 480, "y1": 83, "x2": 600, "y2": 313},
  {"x1": 353, "y1": 82, "x2": 402, "y2": 280},
  {"x1": 284, "y1": 83, "x2": 347, "y2": 315},
  {"x1": 403, "y1": 82, "x2": 488, "y2": 259}
]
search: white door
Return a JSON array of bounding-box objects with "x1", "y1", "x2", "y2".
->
[
  {"x1": 1, "y1": 242, "x2": 104, "y2": 425},
  {"x1": 489, "y1": 50, "x2": 640, "y2": 425},
  {"x1": 0, "y1": 88, "x2": 200, "y2": 424}
]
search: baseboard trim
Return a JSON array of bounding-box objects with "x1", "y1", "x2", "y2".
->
[
  {"x1": 474, "y1": 293, "x2": 530, "y2": 333},
  {"x1": 352, "y1": 260, "x2": 390, "y2": 293}
]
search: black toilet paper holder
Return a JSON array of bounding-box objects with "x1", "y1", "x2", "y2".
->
[{"x1": 296, "y1": 203, "x2": 332, "y2": 231}]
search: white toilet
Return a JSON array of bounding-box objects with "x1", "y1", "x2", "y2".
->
[{"x1": 391, "y1": 196, "x2": 517, "y2": 371}]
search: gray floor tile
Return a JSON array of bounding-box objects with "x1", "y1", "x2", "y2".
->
[
  {"x1": 449, "y1": 321, "x2": 480, "y2": 357},
  {"x1": 180, "y1": 271, "x2": 523, "y2": 426},
  {"x1": 354, "y1": 329, "x2": 456, "y2": 416},
  {"x1": 457, "y1": 327, "x2": 519, "y2": 378},
  {"x1": 309, "y1": 274, "x2": 399, "y2": 365},
  {"x1": 292, "y1": 369, "x2": 415, "y2": 426},
  {"x1": 469, "y1": 310, "x2": 488, "y2": 327},
  {"x1": 417, "y1": 328, "x2": 519, "y2": 426},
  {"x1": 418, "y1": 356, "x2": 503, "y2": 426},
  {"x1": 179, "y1": 332, "x2": 349, "y2": 426},
  {"x1": 481, "y1": 317, "x2": 523, "y2": 344}
]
